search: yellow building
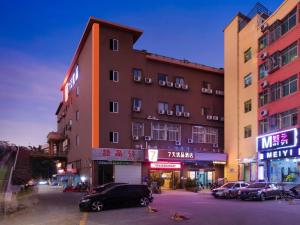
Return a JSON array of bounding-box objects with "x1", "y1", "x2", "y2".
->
[{"x1": 224, "y1": 4, "x2": 270, "y2": 182}]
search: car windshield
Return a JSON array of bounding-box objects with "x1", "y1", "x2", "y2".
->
[
  {"x1": 248, "y1": 183, "x2": 266, "y2": 188},
  {"x1": 222, "y1": 183, "x2": 235, "y2": 188}
]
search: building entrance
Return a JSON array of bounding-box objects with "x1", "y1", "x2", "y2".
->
[{"x1": 149, "y1": 170, "x2": 180, "y2": 189}]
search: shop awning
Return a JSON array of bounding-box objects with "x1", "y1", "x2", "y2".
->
[{"x1": 195, "y1": 153, "x2": 227, "y2": 162}]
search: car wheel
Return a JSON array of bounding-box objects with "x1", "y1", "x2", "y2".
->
[
  {"x1": 91, "y1": 200, "x2": 104, "y2": 212},
  {"x1": 139, "y1": 197, "x2": 150, "y2": 207},
  {"x1": 260, "y1": 193, "x2": 266, "y2": 201}
]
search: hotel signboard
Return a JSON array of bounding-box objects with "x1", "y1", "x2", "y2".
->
[
  {"x1": 92, "y1": 148, "x2": 144, "y2": 161},
  {"x1": 256, "y1": 128, "x2": 298, "y2": 152},
  {"x1": 145, "y1": 149, "x2": 195, "y2": 161},
  {"x1": 259, "y1": 148, "x2": 300, "y2": 160}
]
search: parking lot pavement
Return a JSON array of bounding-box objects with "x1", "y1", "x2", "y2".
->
[{"x1": 1, "y1": 187, "x2": 300, "y2": 225}]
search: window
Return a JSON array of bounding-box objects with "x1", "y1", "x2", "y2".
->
[
  {"x1": 132, "y1": 122, "x2": 144, "y2": 137},
  {"x1": 259, "y1": 62, "x2": 268, "y2": 79},
  {"x1": 259, "y1": 35, "x2": 268, "y2": 50},
  {"x1": 244, "y1": 100, "x2": 252, "y2": 113},
  {"x1": 282, "y1": 75, "x2": 298, "y2": 97},
  {"x1": 110, "y1": 39, "x2": 119, "y2": 51},
  {"x1": 244, "y1": 73, "x2": 252, "y2": 87},
  {"x1": 109, "y1": 132, "x2": 119, "y2": 143},
  {"x1": 158, "y1": 102, "x2": 168, "y2": 111},
  {"x1": 76, "y1": 135, "x2": 79, "y2": 146},
  {"x1": 269, "y1": 114, "x2": 280, "y2": 132},
  {"x1": 151, "y1": 123, "x2": 167, "y2": 141},
  {"x1": 270, "y1": 82, "x2": 281, "y2": 102},
  {"x1": 76, "y1": 111, "x2": 79, "y2": 121},
  {"x1": 201, "y1": 107, "x2": 209, "y2": 116},
  {"x1": 202, "y1": 81, "x2": 211, "y2": 89},
  {"x1": 281, "y1": 8, "x2": 296, "y2": 35},
  {"x1": 259, "y1": 119, "x2": 269, "y2": 134},
  {"x1": 280, "y1": 108, "x2": 298, "y2": 129},
  {"x1": 281, "y1": 42, "x2": 298, "y2": 66},
  {"x1": 157, "y1": 73, "x2": 168, "y2": 82},
  {"x1": 167, "y1": 124, "x2": 181, "y2": 142},
  {"x1": 109, "y1": 70, "x2": 119, "y2": 82},
  {"x1": 259, "y1": 90, "x2": 268, "y2": 107},
  {"x1": 269, "y1": 22, "x2": 281, "y2": 44},
  {"x1": 244, "y1": 126, "x2": 252, "y2": 138},
  {"x1": 175, "y1": 77, "x2": 185, "y2": 85},
  {"x1": 268, "y1": 51, "x2": 281, "y2": 72},
  {"x1": 244, "y1": 48, "x2": 252, "y2": 62},
  {"x1": 175, "y1": 104, "x2": 184, "y2": 113},
  {"x1": 109, "y1": 101, "x2": 118, "y2": 113},
  {"x1": 192, "y1": 126, "x2": 218, "y2": 144},
  {"x1": 133, "y1": 68, "x2": 142, "y2": 80},
  {"x1": 76, "y1": 86, "x2": 79, "y2": 96},
  {"x1": 132, "y1": 98, "x2": 141, "y2": 109}
]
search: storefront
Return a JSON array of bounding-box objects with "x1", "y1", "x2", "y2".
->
[
  {"x1": 92, "y1": 148, "x2": 144, "y2": 185},
  {"x1": 145, "y1": 149, "x2": 226, "y2": 189},
  {"x1": 257, "y1": 128, "x2": 300, "y2": 182}
]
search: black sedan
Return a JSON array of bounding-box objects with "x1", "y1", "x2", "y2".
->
[
  {"x1": 239, "y1": 182, "x2": 283, "y2": 201},
  {"x1": 79, "y1": 184, "x2": 153, "y2": 212}
]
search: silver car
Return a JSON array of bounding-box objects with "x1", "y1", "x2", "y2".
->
[{"x1": 212, "y1": 182, "x2": 249, "y2": 199}]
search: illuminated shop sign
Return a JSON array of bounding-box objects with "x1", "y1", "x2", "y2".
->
[
  {"x1": 92, "y1": 148, "x2": 144, "y2": 161},
  {"x1": 256, "y1": 128, "x2": 298, "y2": 152},
  {"x1": 259, "y1": 148, "x2": 300, "y2": 160},
  {"x1": 166, "y1": 151, "x2": 194, "y2": 159},
  {"x1": 150, "y1": 162, "x2": 181, "y2": 170},
  {"x1": 64, "y1": 65, "x2": 79, "y2": 101},
  {"x1": 148, "y1": 149, "x2": 158, "y2": 162}
]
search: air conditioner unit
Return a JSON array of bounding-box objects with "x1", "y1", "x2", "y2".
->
[
  {"x1": 144, "y1": 77, "x2": 152, "y2": 84},
  {"x1": 158, "y1": 109, "x2": 165, "y2": 115},
  {"x1": 206, "y1": 115, "x2": 213, "y2": 120},
  {"x1": 201, "y1": 87, "x2": 208, "y2": 93},
  {"x1": 145, "y1": 136, "x2": 152, "y2": 141},
  {"x1": 175, "y1": 141, "x2": 181, "y2": 146},
  {"x1": 260, "y1": 52, "x2": 268, "y2": 60},
  {"x1": 213, "y1": 116, "x2": 219, "y2": 121},
  {"x1": 184, "y1": 112, "x2": 190, "y2": 118},
  {"x1": 220, "y1": 117, "x2": 224, "y2": 122},
  {"x1": 216, "y1": 90, "x2": 224, "y2": 96},
  {"x1": 188, "y1": 138, "x2": 193, "y2": 144},
  {"x1": 159, "y1": 80, "x2": 166, "y2": 86},
  {"x1": 260, "y1": 23, "x2": 268, "y2": 32},
  {"x1": 132, "y1": 136, "x2": 139, "y2": 141},
  {"x1": 213, "y1": 143, "x2": 219, "y2": 148},
  {"x1": 133, "y1": 106, "x2": 141, "y2": 112},
  {"x1": 207, "y1": 89, "x2": 213, "y2": 94},
  {"x1": 175, "y1": 83, "x2": 182, "y2": 89},
  {"x1": 260, "y1": 80, "x2": 268, "y2": 89},
  {"x1": 176, "y1": 111, "x2": 183, "y2": 117},
  {"x1": 182, "y1": 84, "x2": 189, "y2": 90},
  {"x1": 260, "y1": 109, "x2": 268, "y2": 117},
  {"x1": 134, "y1": 76, "x2": 142, "y2": 82},
  {"x1": 167, "y1": 110, "x2": 174, "y2": 116},
  {"x1": 166, "y1": 81, "x2": 174, "y2": 87}
]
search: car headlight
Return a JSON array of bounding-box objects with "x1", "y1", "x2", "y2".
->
[{"x1": 81, "y1": 198, "x2": 91, "y2": 203}]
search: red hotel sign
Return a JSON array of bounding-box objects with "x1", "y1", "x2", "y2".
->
[{"x1": 92, "y1": 148, "x2": 144, "y2": 161}]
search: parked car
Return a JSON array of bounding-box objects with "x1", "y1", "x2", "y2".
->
[
  {"x1": 212, "y1": 181, "x2": 249, "y2": 199},
  {"x1": 88, "y1": 182, "x2": 127, "y2": 194},
  {"x1": 79, "y1": 184, "x2": 153, "y2": 212},
  {"x1": 282, "y1": 183, "x2": 300, "y2": 200},
  {"x1": 239, "y1": 182, "x2": 283, "y2": 201}
]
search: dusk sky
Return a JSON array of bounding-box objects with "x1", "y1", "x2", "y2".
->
[{"x1": 0, "y1": 0, "x2": 283, "y2": 146}]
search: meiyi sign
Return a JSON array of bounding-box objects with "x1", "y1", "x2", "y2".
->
[
  {"x1": 257, "y1": 128, "x2": 298, "y2": 152},
  {"x1": 259, "y1": 148, "x2": 300, "y2": 160}
]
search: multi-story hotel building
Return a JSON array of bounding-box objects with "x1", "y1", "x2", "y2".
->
[
  {"x1": 225, "y1": 0, "x2": 300, "y2": 183},
  {"x1": 50, "y1": 17, "x2": 225, "y2": 187}
]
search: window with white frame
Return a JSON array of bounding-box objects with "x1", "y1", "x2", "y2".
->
[
  {"x1": 244, "y1": 73, "x2": 252, "y2": 87},
  {"x1": 192, "y1": 126, "x2": 218, "y2": 144},
  {"x1": 133, "y1": 68, "x2": 142, "y2": 80},
  {"x1": 109, "y1": 131, "x2": 119, "y2": 143},
  {"x1": 132, "y1": 98, "x2": 141, "y2": 108},
  {"x1": 151, "y1": 123, "x2": 167, "y2": 140},
  {"x1": 109, "y1": 70, "x2": 119, "y2": 82},
  {"x1": 175, "y1": 104, "x2": 184, "y2": 113},
  {"x1": 109, "y1": 101, "x2": 118, "y2": 113},
  {"x1": 167, "y1": 124, "x2": 181, "y2": 142},
  {"x1": 158, "y1": 102, "x2": 168, "y2": 111},
  {"x1": 110, "y1": 39, "x2": 119, "y2": 51},
  {"x1": 132, "y1": 122, "x2": 144, "y2": 137}
]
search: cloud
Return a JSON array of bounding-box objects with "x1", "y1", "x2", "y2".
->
[{"x1": 0, "y1": 48, "x2": 66, "y2": 146}]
